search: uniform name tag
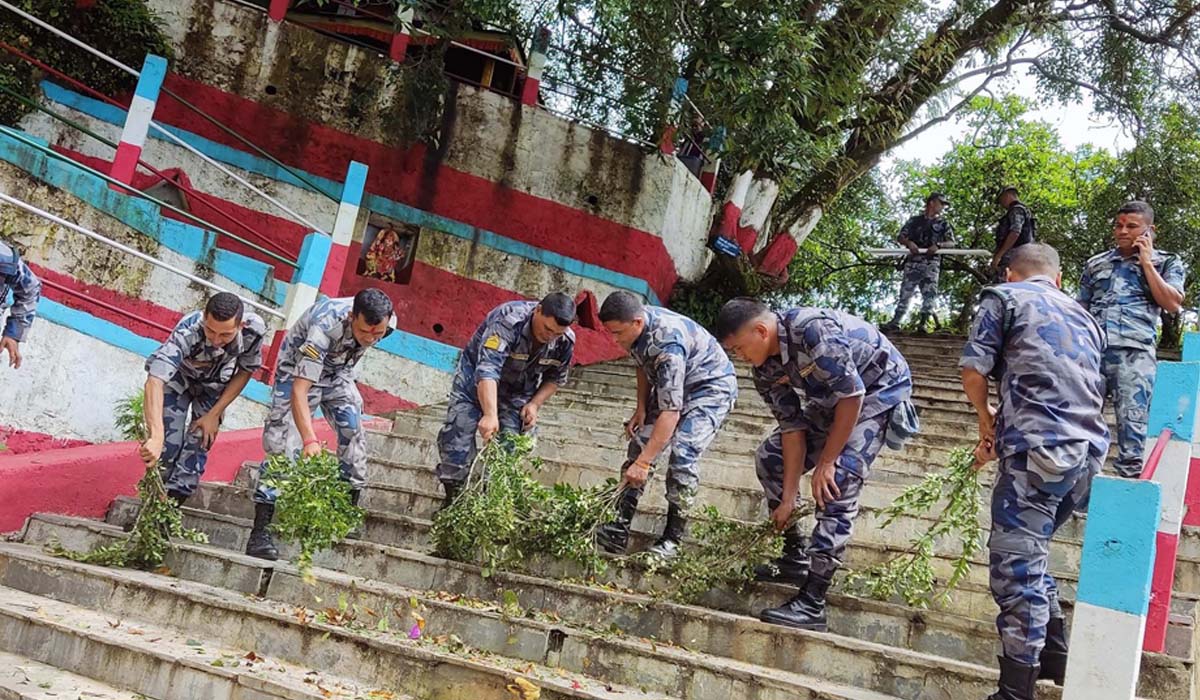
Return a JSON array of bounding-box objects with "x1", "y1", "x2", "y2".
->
[
  {"x1": 510, "y1": 353, "x2": 529, "y2": 361},
  {"x1": 538, "y1": 359, "x2": 562, "y2": 366}
]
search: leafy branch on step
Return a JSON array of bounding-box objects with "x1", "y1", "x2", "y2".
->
[
  {"x1": 841, "y1": 447, "x2": 984, "y2": 608},
  {"x1": 261, "y1": 451, "x2": 365, "y2": 583}
]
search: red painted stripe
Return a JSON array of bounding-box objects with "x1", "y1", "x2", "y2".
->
[
  {"x1": 1185, "y1": 456, "x2": 1200, "y2": 527},
  {"x1": 0, "y1": 425, "x2": 89, "y2": 455},
  {"x1": 1144, "y1": 530, "x2": 1179, "y2": 653},
  {"x1": 109, "y1": 142, "x2": 142, "y2": 186},
  {"x1": 32, "y1": 262, "x2": 182, "y2": 341},
  {"x1": 148, "y1": 73, "x2": 679, "y2": 300}
]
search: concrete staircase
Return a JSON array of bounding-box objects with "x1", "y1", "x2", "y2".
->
[{"x1": 3, "y1": 334, "x2": 1198, "y2": 699}]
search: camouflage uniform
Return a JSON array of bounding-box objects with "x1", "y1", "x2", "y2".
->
[
  {"x1": 437, "y1": 300, "x2": 575, "y2": 485},
  {"x1": 0, "y1": 241, "x2": 41, "y2": 343},
  {"x1": 146, "y1": 311, "x2": 266, "y2": 497},
  {"x1": 889, "y1": 214, "x2": 955, "y2": 323},
  {"x1": 992, "y1": 202, "x2": 1035, "y2": 283},
  {"x1": 1079, "y1": 249, "x2": 1186, "y2": 477},
  {"x1": 753, "y1": 308, "x2": 913, "y2": 579},
  {"x1": 254, "y1": 297, "x2": 374, "y2": 504},
  {"x1": 960, "y1": 276, "x2": 1108, "y2": 665},
  {"x1": 624, "y1": 306, "x2": 738, "y2": 508}
]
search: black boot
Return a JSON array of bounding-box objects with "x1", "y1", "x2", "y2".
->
[
  {"x1": 167, "y1": 491, "x2": 189, "y2": 508},
  {"x1": 439, "y1": 480, "x2": 463, "y2": 512},
  {"x1": 645, "y1": 502, "x2": 687, "y2": 560},
  {"x1": 754, "y1": 519, "x2": 810, "y2": 585},
  {"x1": 987, "y1": 656, "x2": 1040, "y2": 700},
  {"x1": 879, "y1": 318, "x2": 901, "y2": 333},
  {"x1": 346, "y1": 489, "x2": 364, "y2": 540},
  {"x1": 759, "y1": 567, "x2": 833, "y2": 631},
  {"x1": 595, "y1": 488, "x2": 640, "y2": 554},
  {"x1": 916, "y1": 312, "x2": 932, "y2": 334},
  {"x1": 245, "y1": 502, "x2": 279, "y2": 561},
  {"x1": 1038, "y1": 617, "x2": 1068, "y2": 686}
]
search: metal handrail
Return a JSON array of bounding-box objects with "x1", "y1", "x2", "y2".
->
[
  {"x1": 0, "y1": 0, "x2": 340, "y2": 225},
  {"x1": 0, "y1": 190, "x2": 285, "y2": 320},
  {"x1": 40, "y1": 277, "x2": 177, "y2": 336},
  {"x1": 0, "y1": 126, "x2": 299, "y2": 270}
]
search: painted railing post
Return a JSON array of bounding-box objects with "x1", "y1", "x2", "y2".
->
[
  {"x1": 1182, "y1": 331, "x2": 1200, "y2": 529},
  {"x1": 658, "y1": 77, "x2": 688, "y2": 155},
  {"x1": 1064, "y1": 476, "x2": 1161, "y2": 699},
  {"x1": 390, "y1": 4, "x2": 414, "y2": 63},
  {"x1": 319, "y1": 161, "x2": 368, "y2": 297},
  {"x1": 707, "y1": 169, "x2": 752, "y2": 256},
  {"x1": 521, "y1": 26, "x2": 550, "y2": 106},
  {"x1": 1140, "y1": 361, "x2": 1200, "y2": 653},
  {"x1": 268, "y1": 0, "x2": 291, "y2": 22},
  {"x1": 698, "y1": 126, "x2": 725, "y2": 193},
  {"x1": 109, "y1": 54, "x2": 167, "y2": 190},
  {"x1": 263, "y1": 232, "x2": 332, "y2": 382}
]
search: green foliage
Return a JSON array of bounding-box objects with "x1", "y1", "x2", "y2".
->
[
  {"x1": 261, "y1": 451, "x2": 365, "y2": 582},
  {"x1": 842, "y1": 447, "x2": 984, "y2": 608},
  {"x1": 47, "y1": 389, "x2": 207, "y2": 570},
  {"x1": 0, "y1": 0, "x2": 173, "y2": 126},
  {"x1": 432, "y1": 433, "x2": 619, "y2": 577},
  {"x1": 647, "y1": 504, "x2": 792, "y2": 604}
]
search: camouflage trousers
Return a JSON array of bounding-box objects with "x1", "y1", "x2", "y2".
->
[
  {"x1": 891, "y1": 258, "x2": 941, "y2": 320},
  {"x1": 159, "y1": 382, "x2": 221, "y2": 498},
  {"x1": 1102, "y1": 345, "x2": 1156, "y2": 478},
  {"x1": 756, "y1": 412, "x2": 889, "y2": 578},
  {"x1": 990, "y1": 442, "x2": 1099, "y2": 664},
  {"x1": 254, "y1": 375, "x2": 366, "y2": 504},
  {"x1": 623, "y1": 377, "x2": 738, "y2": 509},
  {"x1": 435, "y1": 390, "x2": 533, "y2": 485}
]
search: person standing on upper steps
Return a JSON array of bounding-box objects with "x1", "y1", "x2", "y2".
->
[
  {"x1": 715, "y1": 298, "x2": 918, "y2": 632},
  {"x1": 1078, "y1": 200, "x2": 1185, "y2": 478},
  {"x1": 961, "y1": 243, "x2": 1109, "y2": 700},
  {"x1": 594, "y1": 291, "x2": 739, "y2": 561}
]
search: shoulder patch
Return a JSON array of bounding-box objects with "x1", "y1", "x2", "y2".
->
[
  {"x1": 300, "y1": 342, "x2": 322, "y2": 360},
  {"x1": 483, "y1": 334, "x2": 502, "y2": 351}
]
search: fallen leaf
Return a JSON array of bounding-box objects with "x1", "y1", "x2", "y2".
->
[
  {"x1": 506, "y1": 677, "x2": 540, "y2": 700},
  {"x1": 408, "y1": 623, "x2": 421, "y2": 640},
  {"x1": 571, "y1": 681, "x2": 583, "y2": 690},
  {"x1": 106, "y1": 619, "x2": 120, "y2": 629},
  {"x1": 244, "y1": 651, "x2": 259, "y2": 662}
]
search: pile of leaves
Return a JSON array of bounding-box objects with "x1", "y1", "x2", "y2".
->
[
  {"x1": 647, "y1": 504, "x2": 795, "y2": 604},
  {"x1": 431, "y1": 434, "x2": 620, "y2": 578},
  {"x1": 49, "y1": 390, "x2": 207, "y2": 570},
  {"x1": 260, "y1": 451, "x2": 365, "y2": 583},
  {"x1": 842, "y1": 447, "x2": 985, "y2": 608}
]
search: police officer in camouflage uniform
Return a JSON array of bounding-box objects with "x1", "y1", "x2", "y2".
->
[
  {"x1": 881, "y1": 193, "x2": 955, "y2": 333},
  {"x1": 1079, "y1": 200, "x2": 1186, "y2": 478},
  {"x1": 245, "y1": 288, "x2": 394, "y2": 560},
  {"x1": 716, "y1": 298, "x2": 915, "y2": 631},
  {"x1": 960, "y1": 243, "x2": 1108, "y2": 699},
  {"x1": 140, "y1": 293, "x2": 265, "y2": 504},
  {"x1": 595, "y1": 291, "x2": 738, "y2": 560},
  {"x1": 989, "y1": 186, "x2": 1036, "y2": 283},
  {"x1": 0, "y1": 239, "x2": 41, "y2": 369},
  {"x1": 437, "y1": 293, "x2": 577, "y2": 505}
]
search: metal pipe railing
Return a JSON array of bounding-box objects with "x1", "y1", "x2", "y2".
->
[
  {"x1": 41, "y1": 277, "x2": 177, "y2": 336},
  {"x1": 0, "y1": 190, "x2": 285, "y2": 320}
]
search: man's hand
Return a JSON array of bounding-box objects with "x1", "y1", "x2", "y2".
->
[
  {"x1": 973, "y1": 439, "x2": 997, "y2": 470},
  {"x1": 520, "y1": 402, "x2": 540, "y2": 431},
  {"x1": 1, "y1": 337, "x2": 21, "y2": 369},
  {"x1": 770, "y1": 499, "x2": 796, "y2": 532},
  {"x1": 622, "y1": 459, "x2": 650, "y2": 488},
  {"x1": 905, "y1": 241, "x2": 920, "y2": 255},
  {"x1": 927, "y1": 243, "x2": 939, "y2": 257},
  {"x1": 810, "y1": 460, "x2": 842, "y2": 510},
  {"x1": 1134, "y1": 231, "x2": 1156, "y2": 267},
  {"x1": 977, "y1": 404, "x2": 997, "y2": 447},
  {"x1": 624, "y1": 406, "x2": 646, "y2": 440},
  {"x1": 189, "y1": 411, "x2": 222, "y2": 450},
  {"x1": 302, "y1": 440, "x2": 323, "y2": 458},
  {"x1": 478, "y1": 413, "x2": 500, "y2": 443},
  {"x1": 139, "y1": 435, "x2": 163, "y2": 466}
]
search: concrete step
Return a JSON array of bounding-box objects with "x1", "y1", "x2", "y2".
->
[
  {"x1": 21, "y1": 512, "x2": 1191, "y2": 699},
  {"x1": 0, "y1": 650, "x2": 145, "y2": 700},
  {"x1": 0, "y1": 584, "x2": 377, "y2": 700},
  {"x1": 0, "y1": 541, "x2": 681, "y2": 700}
]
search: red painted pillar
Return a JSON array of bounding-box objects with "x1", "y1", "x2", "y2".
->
[
  {"x1": 389, "y1": 5, "x2": 415, "y2": 63},
  {"x1": 268, "y1": 0, "x2": 291, "y2": 22},
  {"x1": 659, "y1": 77, "x2": 688, "y2": 155}
]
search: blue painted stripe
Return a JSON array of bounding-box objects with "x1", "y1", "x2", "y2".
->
[
  {"x1": 295, "y1": 233, "x2": 333, "y2": 288},
  {"x1": 1076, "y1": 476, "x2": 1161, "y2": 616},
  {"x1": 377, "y1": 327, "x2": 459, "y2": 373},
  {"x1": 40, "y1": 80, "x2": 663, "y2": 305},
  {"x1": 341, "y1": 161, "x2": 368, "y2": 208},
  {"x1": 1183, "y1": 332, "x2": 1200, "y2": 362},
  {"x1": 1147, "y1": 362, "x2": 1200, "y2": 442},
  {"x1": 134, "y1": 55, "x2": 168, "y2": 103},
  {"x1": 37, "y1": 298, "x2": 272, "y2": 405}
]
